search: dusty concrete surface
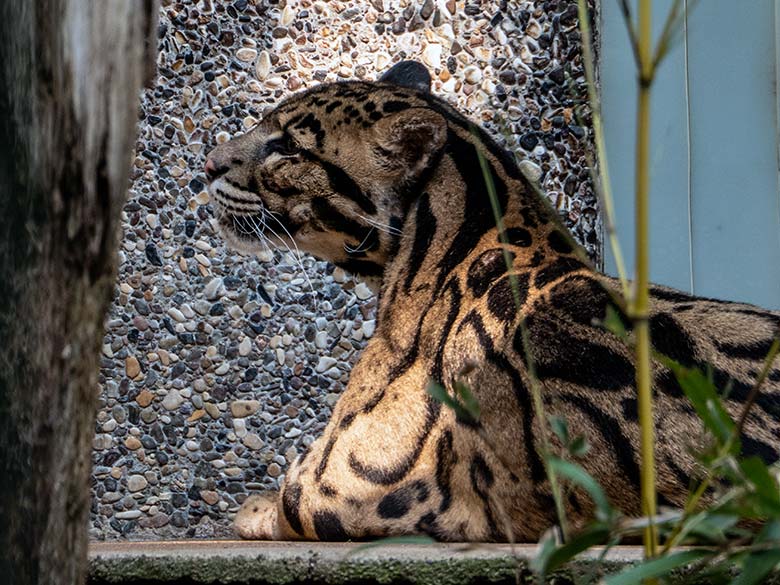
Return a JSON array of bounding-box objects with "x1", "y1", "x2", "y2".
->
[{"x1": 88, "y1": 540, "x2": 643, "y2": 584}]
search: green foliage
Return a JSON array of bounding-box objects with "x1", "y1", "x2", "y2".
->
[
  {"x1": 349, "y1": 535, "x2": 437, "y2": 555},
  {"x1": 527, "y1": 353, "x2": 780, "y2": 583},
  {"x1": 661, "y1": 360, "x2": 736, "y2": 451},
  {"x1": 426, "y1": 381, "x2": 480, "y2": 425},
  {"x1": 550, "y1": 416, "x2": 590, "y2": 458},
  {"x1": 604, "y1": 550, "x2": 714, "y2": 585}
]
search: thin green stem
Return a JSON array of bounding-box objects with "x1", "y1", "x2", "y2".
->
[
  {"x1": 474, "y1": 134, "x2": 570, "y2": 541},
  {"x1": 576, "y1": 0, "x2": 630, "y2": 300},
  {"x1": 617, "y1": 0, "x2": 642, "y2": 70},
  {"x1": 522, "y1": 321, "x2": 571, "y2": 543},
  {"x1": 635, "y1": 0, "x2": 659, "y2": 565},
  {"x1": 475, "y1": 138, "x2": 522, "y2": 311},
  {"x1": 735, "y1": 337, "x2": 780, "y2": 437}
]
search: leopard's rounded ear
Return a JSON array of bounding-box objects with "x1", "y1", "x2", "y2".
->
[
  {"x1": 378, "y1": 61, "x2": 432, "y2": 92},
  {"x1": 373, "y1": 108, "x2": 447, "y2": 170}
]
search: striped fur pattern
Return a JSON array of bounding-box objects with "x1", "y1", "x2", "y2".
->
[{"x1": 205, "y1": 61, "x2": 780, "y2": 542}]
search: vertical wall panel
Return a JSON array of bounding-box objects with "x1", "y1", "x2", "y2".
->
[
  {"x1": 685, "y1": 0, "x2": 780, "y2": 309},
  {"x1": 601, "y1": 0, "x2": 693, "y2": 293},
  {"x1": 601, "y1": 1, "x2": 780, "y2": 309}
]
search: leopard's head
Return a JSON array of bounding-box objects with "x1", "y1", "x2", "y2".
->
[{"x1": 205, "y1": 61, "x2": 449, "y2": 281}]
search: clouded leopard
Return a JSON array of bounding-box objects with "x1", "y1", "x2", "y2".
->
[{"x1": 204, "y1": 61, "x2": 780, "y2": 542}]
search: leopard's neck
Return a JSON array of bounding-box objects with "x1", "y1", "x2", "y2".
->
[{"x1": 374, "y1": 124, "x2": 588, "y2": 347}]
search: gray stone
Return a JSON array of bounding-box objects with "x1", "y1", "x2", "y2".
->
[
  {"x1": 162, "y1": 389, "x2": 183, "y2": 411},
  {"x1": 127, "y1": 475, "x2": 148, "y2": 492},
  {"x1": 316, "y1": 356, "x2": 338, "y2": 373}
]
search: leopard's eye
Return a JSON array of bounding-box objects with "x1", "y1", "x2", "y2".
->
[{"x1": 268, "y1": 132, "x2": 301, "y2": 156}]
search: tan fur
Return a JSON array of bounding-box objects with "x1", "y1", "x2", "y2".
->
[{"x1": 205, "y1": 67, "x2": 780, "y2": 542}]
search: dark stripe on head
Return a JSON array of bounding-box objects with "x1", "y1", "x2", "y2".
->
[
  {"x1": 311, "y1": 196, "x2": 373, "y2": 240},
  {"x1": 293, "y1": 113, "x2": 326, "y2": 148},
  {"x1": 346, "y1": 226, "x2": 381, "y2": 258},
  {"x1": 404, "y1": 192, "x2": 437, "y2": 292},
  {"x1": 303, "y1": 153, "x2": 377, "y2": 214}
]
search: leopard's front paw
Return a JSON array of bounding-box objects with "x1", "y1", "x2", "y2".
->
[{"x1": 234, "y1": 493, "x2": 279, "y2": 540}]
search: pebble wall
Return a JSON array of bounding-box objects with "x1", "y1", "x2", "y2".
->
[{"x1": 90, "y1": 0, "x2": 599, "y2": 540}]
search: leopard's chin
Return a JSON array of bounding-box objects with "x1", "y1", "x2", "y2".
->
[{"x1": 213, "y1": 215, "x2": 267, "y2": 255}]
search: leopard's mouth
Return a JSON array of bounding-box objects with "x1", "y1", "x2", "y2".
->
[{"x1": 213, "y1": 201, "x2": 299, "y2": 257}]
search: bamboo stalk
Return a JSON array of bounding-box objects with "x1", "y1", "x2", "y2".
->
[{"x1": 635, "y1": 0, "x2": 659, "y2": 564}]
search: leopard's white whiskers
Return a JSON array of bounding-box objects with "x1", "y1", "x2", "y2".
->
[
  {"x1": 357, "y1": 214, "x2": 402, "y2": 237},
  {"x1": 344, "y1": 227, "x2": 376, "y2": 255},
  {"x1": 263, "y1": 212, "x2": 319, "y2": 307}
]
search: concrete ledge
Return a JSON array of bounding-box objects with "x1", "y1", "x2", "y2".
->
[{"x1": 88, "y1": 540, "x2": 644, "y2": 585}]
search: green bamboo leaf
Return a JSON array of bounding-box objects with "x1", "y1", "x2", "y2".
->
[
  {"x1": 454, "y1": 380, "x2": 481, "y2": 421},
  {"x1": 664, "y1": 361, "x2": 735, "y2": 448},
  {"x1": 426, "y1": 382, "x2": 458, "y2": 410},
  {"x1": 548, "y1": 457, "x2": 614, "y2": 523},
  {"x1": 737, "y1": 457, "x2": 780, "y2": 517},
  {"x1": 604, "y1": 304, "x2": 627, "y2": 338},
  {"x1": 757, "y1": 519, "x2": 780, "y2": 542},
  {"x1": 542, "y1": 525, "x2": 610, "y2": 575},
  {"x1": 604, "y1": 549, "x2": 713, "y2": 585},
  {"x1": 349, "y1": 535, "x2": 437, "y2": 555},
  {"x1": 530, "y1": 528, "x2": 558, "y2": 577},
  {"x1": 673, "y1": 511, "x2": 739, "y2": 545},
  {"x1": 549, "y1": 415, "x2": 570, "y2": 445},
  {"x1": 427, "y1": 381, "x2": 477, "y2": 424},
  {"x1": 732, "y1": 549, "x2": 780, "y2": 585},
  {"x1": 740, "y1": 457, "x2": 780, "y2": 506},
  {"x1": 569, "y1": 436, "x2": 590, "y2": 458}
]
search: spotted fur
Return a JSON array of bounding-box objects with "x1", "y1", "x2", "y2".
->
[{"x1": 208, "y1": 61, "x2": 780, "y2": 542}]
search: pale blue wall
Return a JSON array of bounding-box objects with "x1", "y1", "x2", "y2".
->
[{"x1": 601, "y1": 0, "x2": 780, "y2": 310}]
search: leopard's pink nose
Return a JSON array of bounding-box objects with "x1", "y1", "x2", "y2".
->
[{"x1": 204, "y1": 158, "x2": 220, "y2": 181}]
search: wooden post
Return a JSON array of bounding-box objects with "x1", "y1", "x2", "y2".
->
[{"x1": 0, "y1": 1, "x2": 158, "y2": 583}]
